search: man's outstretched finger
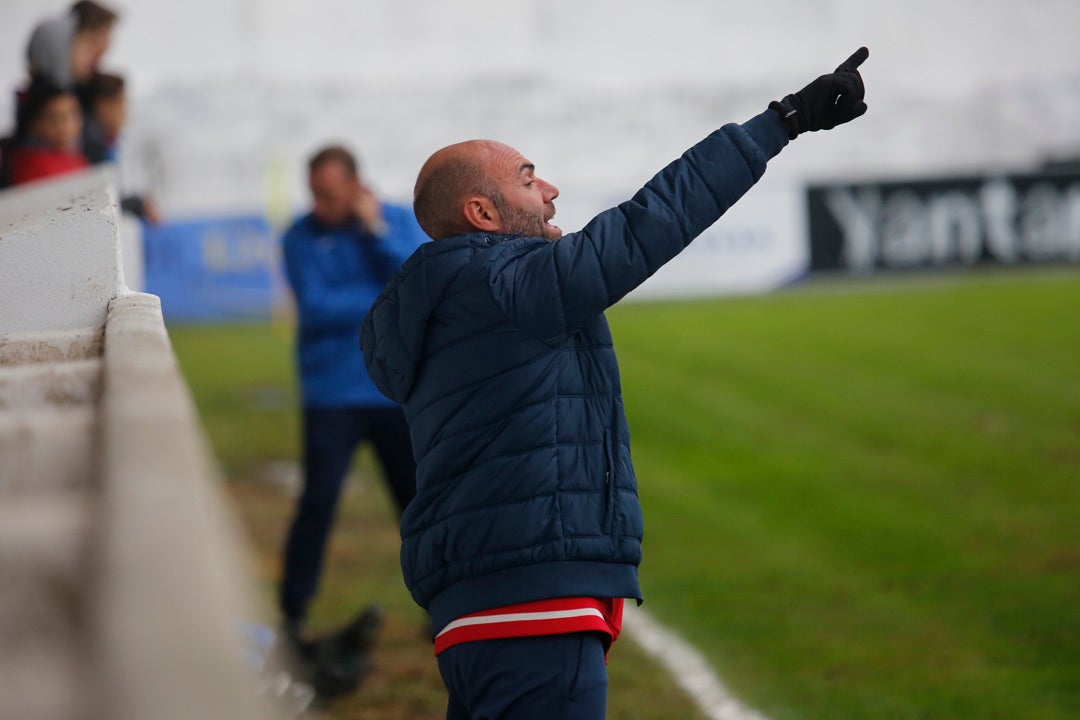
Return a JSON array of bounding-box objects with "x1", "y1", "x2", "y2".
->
[
  {"x1": 836, "y1": 72, "x2": 865, "y2": 99},
  {"x1": 836, "y1": 46, "x2": 869, "y2": 73}
]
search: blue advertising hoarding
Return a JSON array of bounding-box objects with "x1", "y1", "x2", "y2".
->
[{"x1": 143, "y1": 215, "x2": 286, "y2": 322}]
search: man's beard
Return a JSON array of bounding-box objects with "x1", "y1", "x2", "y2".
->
[{"x1": 492, "y1": 196, "x2": 551, "y2": 240}]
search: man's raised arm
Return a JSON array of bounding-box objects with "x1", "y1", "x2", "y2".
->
[{"x1": 490, "y1": 48, "x2": 871, "y2": 343}]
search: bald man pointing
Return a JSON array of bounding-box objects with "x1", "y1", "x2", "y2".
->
[{"x1": 362, "y1": 48, "x2": 869, "y2": 719}]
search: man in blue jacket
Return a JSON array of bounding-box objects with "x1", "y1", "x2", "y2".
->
[
  {"x1": 361, "y1": 50, "x2": 869, "y2": 719},
  {"x1": 281, "y1": 145, "x2": 427, "y2": 639}
]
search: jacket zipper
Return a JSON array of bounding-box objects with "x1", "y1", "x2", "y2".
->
[{"x1": 603, "y1": 431, "x2": 616, "y2": 534}]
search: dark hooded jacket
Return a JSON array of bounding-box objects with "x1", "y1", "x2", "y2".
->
[{"x1": 361, "y1": 109, "x2": 789, "y2": 633}]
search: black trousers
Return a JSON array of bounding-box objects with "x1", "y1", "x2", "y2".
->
[{"x1": 279, "y1": 405, "x2": 416, "y2": 625}]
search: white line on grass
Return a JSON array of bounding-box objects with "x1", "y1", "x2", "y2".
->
[{"x1": 622, "y1": 603, "x2": 771, "y2": 720}]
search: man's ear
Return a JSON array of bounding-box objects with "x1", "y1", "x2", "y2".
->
[{"x1": 463, "y1": 195, "x2": 500, "y2": 233}]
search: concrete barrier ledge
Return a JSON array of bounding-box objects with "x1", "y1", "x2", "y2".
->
[
  {"x1": 0, "y1": 327, "x2": 104, "y2": 367},
  {"x1": 94, "y1": 292, "x2": 265, "y2": 720}
]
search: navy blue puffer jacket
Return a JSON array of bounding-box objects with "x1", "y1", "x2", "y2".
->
[{"x1": 361, "y1": 110, "x2": 788, "y2": 632}]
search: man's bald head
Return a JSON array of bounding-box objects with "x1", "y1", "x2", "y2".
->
[
  {"x1": 413, "y1": 141, "x2": 502, "y2": 240},
  {"x1": 414, "y1": 139, "x2": 562, "y2": 241}
]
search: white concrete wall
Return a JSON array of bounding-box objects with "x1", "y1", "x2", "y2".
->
[
  {"x1": 119, "y1": 213, "x2": 143, "y2": 293},
  {"x1": 0, "y1": 170, "x2": 268, "y2": 720},
  {"x1": 95, "y1": 292, "x2": 264, "y2": 720},
  {"x1": 0, "y1": 168, "x2": 127, "y2": 335}
]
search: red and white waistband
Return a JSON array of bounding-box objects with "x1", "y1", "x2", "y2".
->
[{"x1": 434, "y1": 597, "x2": 624, "y2": 656}]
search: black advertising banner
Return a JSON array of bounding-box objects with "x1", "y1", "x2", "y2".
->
[{"x1": 807, "y1": 172, "x2": 1080, "y2": 272}]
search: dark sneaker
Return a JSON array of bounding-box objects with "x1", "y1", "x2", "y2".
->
[{"x1": 309, "y1": 605, "x2": 383, "y2": 699}]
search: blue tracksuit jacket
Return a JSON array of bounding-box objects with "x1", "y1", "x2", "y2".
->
[{"x1": 282, "y1": 203, "x2": 426, "y2": 408}]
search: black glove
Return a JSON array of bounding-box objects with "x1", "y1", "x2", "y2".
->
[{"x1": 770, "y1": 47, "x2": 869, "y2": 140}]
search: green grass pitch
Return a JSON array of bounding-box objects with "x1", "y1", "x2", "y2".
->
[{"x1": 170, "y1": 268, "x2": 1079, "y2": 720}]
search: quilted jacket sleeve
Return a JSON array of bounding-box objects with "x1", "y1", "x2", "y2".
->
[{"x1": 489, "y1": 110, "x2": 788, "y2": 345}]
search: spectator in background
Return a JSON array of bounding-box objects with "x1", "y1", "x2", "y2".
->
[
  {"x1": 8, "y1": 77, "x2": 87, "y2": 186},
  {"x1": 79, "y1": 71, "x2": 124, "y2": 164},
  {"x1": 4, "y1": 2, "x2": 119, "y2": 189},
  {"x1": 279, "y1": 145, "x2": 427, "y2": 645},
  {"x1": 79, "y1": 71, "x2": 161, "y2": 223},
  {"x1": 69, "y1": 1, "x2": 119, "y2": 76},
  {"x1": 25, "y1": 14, "x2": 77, "y2": 88},
  {"x1": 26, "y1": 1, "x2": 118, "y2": 88}
]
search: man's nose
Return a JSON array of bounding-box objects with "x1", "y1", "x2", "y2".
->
[{"x1": 539, "y1": 178, "x2": 559, "y2": 202}]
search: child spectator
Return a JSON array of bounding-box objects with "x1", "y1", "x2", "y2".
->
[
  {"x1": 77, "y1": 71, "x2": 161, "y2": 224},
  {"x1": 8, "y1": 78, "x2": 88, "y2": 186},
  {"x1": 80, "y1": 71, "x2": 124, "y2": 164},
  {"x1": 3, "y1": 3, "x2": 119, "y2": 190}
]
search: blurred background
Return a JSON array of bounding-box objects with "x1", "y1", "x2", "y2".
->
[
  {"x1": 3, "y1": 0, "x2": 1079, "y2": 313},
  {"x1": 1, "y1": 2, "x2": 1076, "y2": 720}
]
